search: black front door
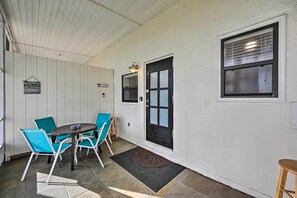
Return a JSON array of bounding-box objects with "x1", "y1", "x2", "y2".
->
[{"x1": 146, "y1": 57, "x2": 173, "y2": 149}]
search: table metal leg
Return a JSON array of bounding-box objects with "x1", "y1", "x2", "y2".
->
[
  {"x1": 71, "y1": 135, "x2": 75, "y2": 170},
  {"x1": 99, "y1": 145, "x2": 102, "y2": 153},
  {"x1": 47, "y1": 135, "x2": 57, "y2": 163},
  {"x1": 94, "y1": 130, "x2": 102, "y2": 154}
]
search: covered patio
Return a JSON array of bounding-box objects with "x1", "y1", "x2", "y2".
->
[{"x1": 0, "y1": 0, "x2": 297, "y2": 198}]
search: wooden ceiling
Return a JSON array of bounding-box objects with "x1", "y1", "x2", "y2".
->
[{"x1": 0, "y1": 0, "x2": 178, "y2": 64}]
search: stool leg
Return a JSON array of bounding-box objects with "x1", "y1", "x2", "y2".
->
[{"x1": 275, "y1": 167, "x2": 288, "y2": 198}]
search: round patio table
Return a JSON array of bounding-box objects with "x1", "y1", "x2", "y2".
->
[{"x1": 52, "y1": 123, "x2": 97, "y2": 170}]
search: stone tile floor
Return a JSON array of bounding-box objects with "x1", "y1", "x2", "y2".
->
[{"x1": 0, "y1": 138, "x2": 253, "y2": 198}]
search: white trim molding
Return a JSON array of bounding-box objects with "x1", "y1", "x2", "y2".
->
[{"x1": 217, "y1": 15, "x2": 286, "y2": 103}]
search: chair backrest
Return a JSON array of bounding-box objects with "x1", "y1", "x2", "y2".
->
[
  {"x1": 18, "y1": 128, "x2": 54, "y2": 153},
  {"x1": 96, "y1": 113, "x2": 111, "y2": 130},
  {"x1": 97, "y1": 120, "x2": 112, "y2": 144},
  {"x1": 34, "y1": 117, "x2": 57, "y2": 135}
]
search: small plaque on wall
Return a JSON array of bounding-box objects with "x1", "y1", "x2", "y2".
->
[
  {"x1": 97, "y1": 83, "x2": 109, "y2": 88},
  {"x1": 23, "y1": 76, "x2": 41, "y2": 94}
]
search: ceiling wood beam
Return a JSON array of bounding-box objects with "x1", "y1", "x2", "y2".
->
[
  {"x1": 13, "y1": 42, "x2": 94, "y2": 58},
  {"x1": 87, "y1": 0, "x2": 142, "y2": 26}
]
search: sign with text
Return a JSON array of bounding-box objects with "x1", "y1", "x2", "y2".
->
[
  {"x1": 97, "y1": 83, "x2": 109, "y2": 88},
  {"x1": 24, "y1": 81, "x2": 41, "y2": 94}
]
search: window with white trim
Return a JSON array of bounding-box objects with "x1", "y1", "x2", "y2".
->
[{"x1": 221, "y1": 23, "x2": 279, "y2": 98}]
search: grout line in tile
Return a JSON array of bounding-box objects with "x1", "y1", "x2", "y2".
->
[
  {"x1": 163, "y1": 180, "x2": 179, "y2": 197},
  {"x1": 176, "y1": 169, "x2": 190, "y2": 183},
  {"x1": 178, "y1": 182, "x2": 207, "y2": 198}
]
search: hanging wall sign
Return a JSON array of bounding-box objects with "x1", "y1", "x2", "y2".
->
[{"x1": 23, "y1": 76, "x2": 41, "y2": 94}]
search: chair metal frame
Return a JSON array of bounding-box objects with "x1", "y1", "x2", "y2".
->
[
  {"x1": 75, "y1": 120, "x2": 113, "y2": 168},
  {"x1": 18, "y1": 128, "x2": 71, "y2": 184}
]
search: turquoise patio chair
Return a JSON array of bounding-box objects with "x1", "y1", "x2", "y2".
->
[
  {"x1": 18, "y1": 128, "x2": 71, "y2": 184},
  {"x1": 83, "y1": 113, "x2": 110, "y2": 136},
  {"x1": 34, "y1": 116, "x2": 70, "y2": 142},
  {"x1": 75, "y1": 120, "x2": 113, "y2": 168},
  {"x1": 82, "y1": 113, "x2": 112, "y2": 144}
]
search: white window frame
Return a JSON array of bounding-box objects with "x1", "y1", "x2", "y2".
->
[{"x1": 217, "y1": 15, "x2": 286, "y2": 103}]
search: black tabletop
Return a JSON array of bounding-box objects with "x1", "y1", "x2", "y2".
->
[{"x1": 51, "y1": 123, "x2": 96, "y2": 136}]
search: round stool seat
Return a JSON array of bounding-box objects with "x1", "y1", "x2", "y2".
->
[
  {"x1": 279, "y1": 159, "x2": 297, "y2": 175},
  {"x1": 276, "y1": 159, "x2": 297, "y2": 198}
]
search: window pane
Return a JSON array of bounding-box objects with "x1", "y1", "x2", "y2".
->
[
  {"x1": 225, "y1": 65, "x2": 272, "y2": 94},
  {"x1": 160, "y1": 90, "x2": 168, "y2": 107},
  {"x1": 123, "y1": 89, "x2": 138, "y2": 101},
  {"x1": 122, "y1": 73, "x2": 138, "y2": 102},
  {"x1": 150, "y1": 90, "x2": 158, "y2": 106},
  {"x1": 150, "y1": 108, "x2": 158, "y2": 125},
  {"x1": 159, "y1": 109, "x2": 168, "y2": 127},
  {"x1": 123, "y1": 74, "x2": 138, "y2": 88},
  {"x1": 224, "y1": 28, "x2": 273, "y2": 67},
  {"x1": 160, "y1": 70, "x2": 168, "y2": 88},
  {"x1": 150, "y1": 72, "x2": 158, "y2": 89}
]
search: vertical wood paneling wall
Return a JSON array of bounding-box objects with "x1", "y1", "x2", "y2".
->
[{"x1": 5, "y1": 51, "x2": 113, "y2": 157}]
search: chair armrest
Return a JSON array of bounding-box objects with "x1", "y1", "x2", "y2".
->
[
  {"x1": 76, "y1": 136, "x2": 96, "y2": 147},
  {"x1": 94, "y1": 129, "x2": 103, "y2": 138},
  {"x1": 77, "y1": 136, "x2": 92, "y2": 141},
  {"x1": 56, "y1": 138, "x2": 71, "y2": 153}
]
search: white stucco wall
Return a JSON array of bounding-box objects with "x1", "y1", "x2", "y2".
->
[{"x1": 88, "y1": 0, "x2": 297, "y2": 197}]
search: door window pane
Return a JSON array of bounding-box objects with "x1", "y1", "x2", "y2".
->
[
  {"x1": 159, "y1": 109, "x2": 168, "y2": 127},
  {"x1": 160, "y1": 70, "x2": 168, "y2": 88},
  {"x1": 150, "y1": 72, "x2": 158, "y2": 89},
  {"x1": 225, "y1": 65, "x2": 272, "y2": 94},
  {"x1": 160, "y1": 90, "x2": 168, "y2": 107},
  {"x1": 150, "y1": 90, "x2": 158, "y2": 106},
  {"x1": 150, "y1": 108, "x2": 158, "y2": 125}
]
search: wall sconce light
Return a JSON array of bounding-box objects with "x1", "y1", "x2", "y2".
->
[{"x1": 129, "y1": 62, "x2": 139, "y2": 73}]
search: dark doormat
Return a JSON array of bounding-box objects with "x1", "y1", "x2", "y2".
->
[{"x1": 111, "y1": 147, "x2": 185, "y2": 192}]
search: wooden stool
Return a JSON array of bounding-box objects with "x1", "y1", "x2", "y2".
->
[
  {"x1": 276, "y1": 159, "x2": 297, "y2": 198},
  {"x1": 109, "y1": 116, "x2": 119, "y2": 138}
]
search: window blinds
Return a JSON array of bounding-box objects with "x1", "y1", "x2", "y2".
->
[{"x1": 224, "y1": 27, "x2": 273, "y2": 67}]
